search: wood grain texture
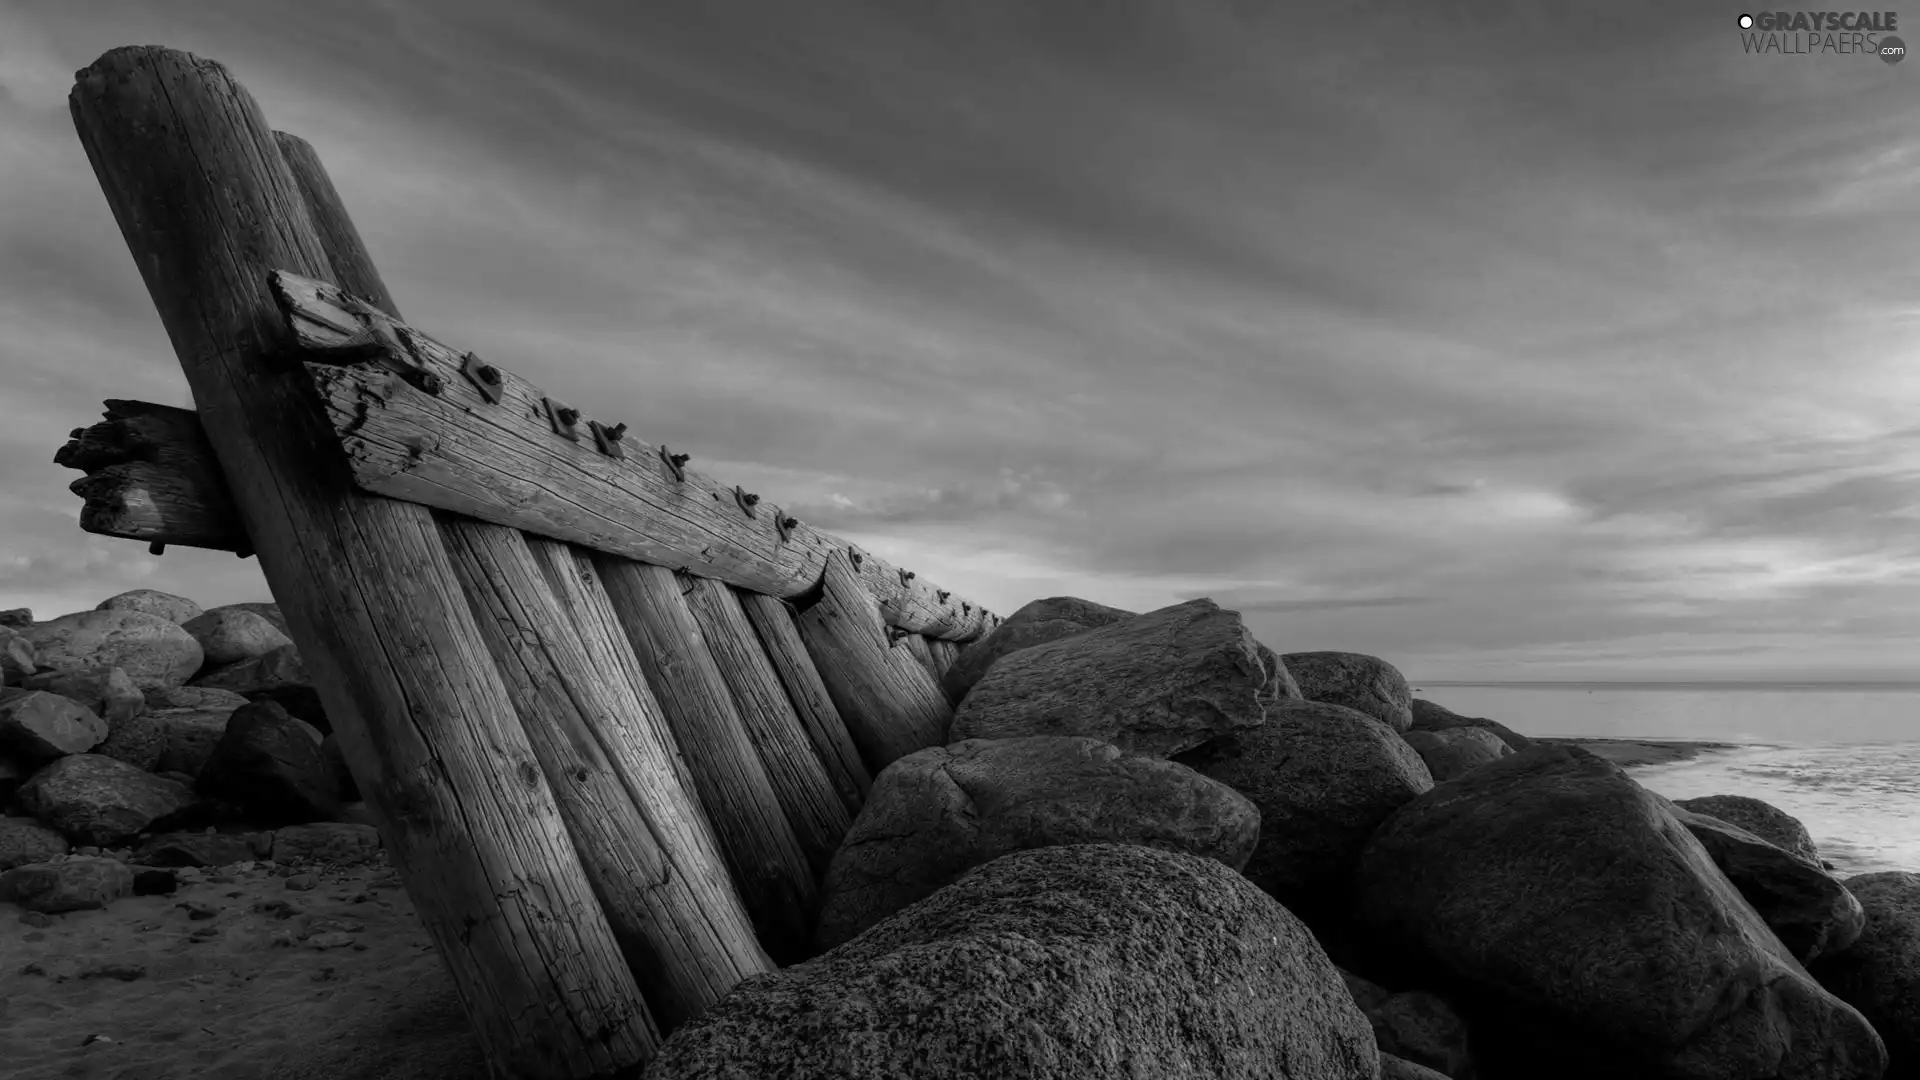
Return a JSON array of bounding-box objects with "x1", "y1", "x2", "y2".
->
[
  {"x1": 593, "y1": 558, "x2": 819, "y2": 964},
  {"x1": 793, "y1": 550, "x2": 955, "y2": 776},
  {"x1": 899, "y1": 632, "x2": 941, "y2": 685},
  {"x1": 71, "y1": 47, "x2": 650, "y2": 1077},
  {"x1": 925, "y1": 637, "x2": 961, "y2": 680},
  {"x1": 736, "y1": 590, "x2": 870, "y2": 815},
  {"x1": 682, "y1": 576, "x2": 851, "y2": 878},
  {"x1": 269, "y1": 269, "x2": 993, "y2": 642},
  {"x1": 55, "y1": 399, "x2": 250, "y2": 552}
]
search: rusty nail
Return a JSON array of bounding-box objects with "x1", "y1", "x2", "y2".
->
[
  {"x1": 898, "y1": 569, "x2": 916, "y2": 586},
  {"x1": 742, "y1": 492, "x2": 759, "y2": 506},
  {"x1": 781, "y1": 516, "x2": 798, "y2": 530},
  {"x1": 148, "y1": 541, "x2": 165, "y2": 556},
  {"x1": 556, "y1": 406, "x2": 580, "y2": 426},
  {"x1": 849, "y1": 549, "x2": 863, "y2": 569},
  {"x1": 416, "y1": 371, "x2": 444, "y2": 396},
  {"x1": 477, "y1": 364, "x2": 501, "y2": 384},
  {"x1": 937, "y1": 590, "x2": 950, "y2": 602},
  {"x1": 962, "y1": 602, "x2": 971, "y2": 616},
  {"x1": 606, "y1": 422, "x2": 627, "y2": 441},
  {"x1": 671, "y1": 453, "x2": 690, "y2": 467}
]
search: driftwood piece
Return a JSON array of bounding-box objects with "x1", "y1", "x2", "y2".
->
[
  {"x1": 55, "y1": 400, "x2": 250, "y2": 554},
  {"x1": 924, "y1": 636, "x2": 961, "y2": 680},
  {"x1": 682, "y1": 575, "x2": 852, "y2": 878},
  {"x1": 793, "y1": 550, "x2": 954, "y2": 776},
  {"x1": 70, "y1": 45, "x2": 649, "y2": 1078},
  {"x1": 594, "y1": 558, "x2": 819, "y2": 964},
  {"x1": 257, "y1": 274, "x2": 993, "y2": 642},
  {"x1": 736, "y1": 590, "x2": 870, "y2": 814}
]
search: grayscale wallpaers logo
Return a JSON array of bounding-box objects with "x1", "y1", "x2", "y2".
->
[{"x1": 1738, "y1": 10, "x2": 1905, "y2": 61}]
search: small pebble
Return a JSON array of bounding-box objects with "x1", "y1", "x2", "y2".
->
[
  {"x1": 286, "y1": 874, "x2": 318, "y2": 891},
  {"x1": 177, "y1": 901, "x2": 219, "y2": 921},
  {"x1": 188, "y1": 926, "x2": 221, "y2": 942}
]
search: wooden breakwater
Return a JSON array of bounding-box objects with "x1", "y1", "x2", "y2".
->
[{"x1": 58, "y1": 45, "x2": 1000, "y2": 1079}]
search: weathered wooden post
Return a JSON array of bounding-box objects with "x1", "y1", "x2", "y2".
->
[
  {"x1": 70, "y1": 46, "x2": 650, "y2": 1077},
  {"x1": 682, "y1": 576, "x2": 852, "y2": 876},
  {"x1": 793, "y1": 550, "x2": 954, "y2": 774},
  {"x1": 595, "y1": 559, "x2": 821, "y2": 963},
  {"x1": 736, "y1": 589, "x2": 871, "y2": 814},
  {"x1": 271, "y1": 125, "x2": 772, "y2": 1035},
  {"x1": 925, "y1": 636, "x2": 962, "y2": 680},
  {"x1": 898, "y1": 632, "x2": 941, "y2": 684}
]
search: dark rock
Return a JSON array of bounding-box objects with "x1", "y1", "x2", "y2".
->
[
  {"x1": 180, "y1": 607, "x2": 293, "y2": 670},
  {"x1": 0, "y1": 608, "x2": 32, "y2": 629},
  {"x1": 94, "y1": 589, "x2": 203, "y2": 626},
  {"x1": 221, "y1": 601, "x2": 288, "y2": 637},
  {"x1": 190, "y1": 644, "x2": 327, "y2": 731},
  {"x1": 1353, "y1": 743, "x2": 1886, "y2": 1080},
  {"x1": 1811, "y1": 871, "x2": 1920, "y2": 1078},
  {"x1": 0, "y1": 627, "x2": 34, "y2": 685},
  {"x1": 814, "y1": 735, "x2": 1260, "y2": 951},
  {"x1": 1340, "y1": 968, "x2": 1474, "y2": 1079},
  {"x1": 1401, "y1": 726, "x2": 1513, "y2": 782},
  {"x1": 0, "y1": 855, "x2": 133, "y2": 913},
  {"x1": 320, "y1": 733, "x2": 359, "y2": 802},
  {"x1": 1282, "y1": 652, "x2": 1414, "y2": 733},
  {"x1": 16, "y1": 754, "x2": 196, "y2": 846},
  {"x1": 270, "y1": 822, "x2": 381, "y2": 866},
  {"x1": 0, "y1": 816, "x2": 70, "y2": 870},
  {"x1": 645, "y1": 843, "x2": 1378, "y2": 1080},
  {"x1": 1674, "y1": 794, "x2": 1821, "y2": 865},
  {"x1": 131, "y1": 868, "x2": 178, "y2": 896},
  {"x1": 949, "y1": 598, "x2": 1267, "y2": 758},
  {"x1": 1663, "y1": 797, "x2": 1863, "y2": 963},
  {"x1": 1176, "y1": 700, "x2": 1431, "y2": 923},
  {"x1": 150, "y1": 704, "x2": 241, "y2": 777},
  {"x1": 1408, "y1": 698, "x2": 1532, "y2": 752},
  {"x1": 135, "y1": 829, "x2": 272, "y2": 867},
  {"x1": 95, "y1": 708, "x2": 168, "y2": 772},
  {"x1": 195, "y1": 700, "x2": 340, "y2": 823},
  {"x1": 22, "y1": 609, "x2": 204, "y2": 691},
  {"x1": 0, "y1": 753, "x2": 26, "y2": 803},
  {"x1": 0, "y1": 688, "x2": 108, "y2": 761}
]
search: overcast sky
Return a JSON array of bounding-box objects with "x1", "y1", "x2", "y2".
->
[{"x1": 2, "y1": 1, "x2": 1916, "y2": 681}]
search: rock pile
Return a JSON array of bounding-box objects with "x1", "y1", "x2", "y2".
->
[{"x1": 0, "y1": 589, "x2": 382, "y2": 921}]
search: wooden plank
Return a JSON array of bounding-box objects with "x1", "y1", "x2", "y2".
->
[
  {"x1": 736, "y1": 590, "x2": 870, "y2": 815},
  {"x1": 70, "y1": 46, "x2": 648, "y2": 1079},
  {"x1": 446, "y1": 526, "x2": 772, "y2": 1030},
  {"x1": 267, "y1": 270, "x2": 993, "y2": 642},
  {"x1": 55, "y1": 399, "x2": 250, "y2": 554},
  {"x1": 593, "y1": 557, "x2": 820, "y2": 964},
  {"x1": 792, "y1": 549, "x2": 954, "y2": 776},
  {"x1": 899, "y1": 632, "x2": 941, "y2": 684},
  {"x1": 925, "y1": 636, "x2": 962, "y2": 679},
  {"x1": 682, "y1": 575, "x2": 852, "y2": 878}
]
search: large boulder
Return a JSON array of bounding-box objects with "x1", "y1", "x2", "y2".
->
[
  {"x1": 221, "y1": 601, "x2": 289, "y2": 637},
  {"x1": 644, "y1": 843, "x2": 1378, "y2": 1080},
  {"x1": 145, "y1": 685, "x2": 250, "y2": 711},
  {"x1": 1674, "y1": 794, "x2": 1821, "y2": 865},
  {"x1": 1283, "y1": 652, "x2": 1414, "y2": 733},
  {"x1": 1175, "y1": 700, "x2": 1431, "y2": 921},
  {"x1": 1352, "y1": 743, "x2": 1886, "y2": 1080},
  {"x1": 1408, "y1": 698, "x2": 1532, "y2": 751},
  {"x1": 813, "y1": 735, "x2": 1260, "y2": 951},
  {"x1": 0, "y1": 626, "x2": 36, "y2": 685},
  {"x1": 20, "y1": 665, "x2": 144, "y2": 726},
  {"x1": 0, "y1": 855, "x2": 134, "y2": 913},
  {"x1": 195, "y1": 700, "x2": 340, "y2": 822},
  {"x1": 16, "y1": 753, "x2": 196, "y2": 846},
  {"x1": 1341, "y1": 969, "x2": 1475, "y2": 1080},
  {"x1": 1400, "y1": 726, "x2": 1512, "y2": 782},
  {"x1": 948, "y1": 598, "x2": 1268, "y2": 758},
  {"x1": 940, "y1": 596, "x2": 1137, "y2": 704},
  {"x1": 0, "y1": 608, "x2": 31, "y2": 629},
  {"x1": 21, "y1": 609, "x2": 204, "y2": 691},
  {"x1": 0, "y1": 816, "x2": 70, "y2": 870},
  {"x1": 190, "y1": 643, "x2": 327, "y2": 731},
  {"x1": 180, "y1": 606, "x2": 293, "y2": 670},
  {"x1": 0, "y1": 688, "x2": 108, "y2": 761},
  {"x1": 95, "y1": 588, "x2": 203, "y2": 626},
  {"x1": 1811, "y1": 872, "x2": 1920, "y2": 1078},
  {"x1": 95, "y1": 708, "x2": 168, "y2": 772},
  {"x1": 1662, "y1": 797, "x2": 1863, "y2": 964},
  {"x1": 151, "y1": 704, "x2": 241, "y2": 777}
]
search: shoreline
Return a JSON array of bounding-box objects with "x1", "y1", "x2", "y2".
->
[{"x1": 1535, "y1": 736, "x2": 1746, "y2": 769}]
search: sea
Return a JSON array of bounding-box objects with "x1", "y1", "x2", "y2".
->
[{"x1": 1414, "y1": 682, "x2": 1920, "y2": 878}]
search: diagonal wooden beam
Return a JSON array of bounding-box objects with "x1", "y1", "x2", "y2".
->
[{"x1": 268, "y1": 268, "x2": 999, "y2": 642}]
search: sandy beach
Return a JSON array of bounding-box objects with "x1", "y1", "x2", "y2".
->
[
  {"x1": 2, "y1": 856, "x2": 486, "y2": 1080},
  {"x1": 1535, "y1": 736, "x2": 1743, "y2": 769}
]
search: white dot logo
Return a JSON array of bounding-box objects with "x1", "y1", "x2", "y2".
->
[{"x1": 1738, "y1": 13, "x2": 1754, "y2": 28}]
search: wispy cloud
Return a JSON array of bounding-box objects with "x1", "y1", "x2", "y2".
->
[{"x1": 1, "y1": 0, "x2": 1915, "y2": 680}]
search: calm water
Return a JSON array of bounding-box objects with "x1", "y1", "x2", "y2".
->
[{"x1": 1416, "y1": 683, "x2": 1920, "y2": 876}]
